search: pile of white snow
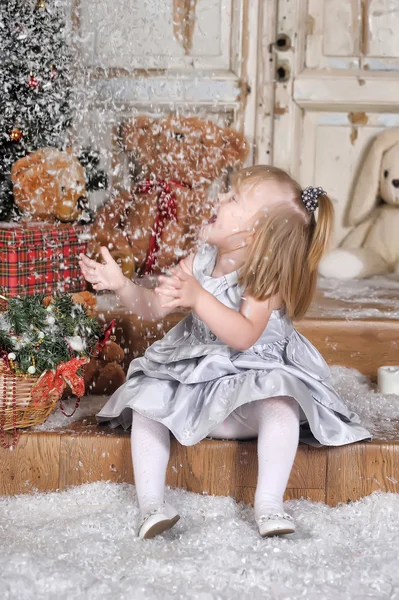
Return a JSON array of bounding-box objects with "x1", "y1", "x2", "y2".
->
[{"x1": 0, "y1": 482, "x2": 398, "y2": 599}]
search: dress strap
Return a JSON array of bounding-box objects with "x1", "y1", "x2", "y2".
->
[
  {"x1": 202, "y1": 273, "x2": 239, "y2": 295},
  {"x1": 193, "y1": 244, "x2": 243, "y2": 296},
  {"x1": 192, "y1": 244, "x2": 218, "y2": 281}
]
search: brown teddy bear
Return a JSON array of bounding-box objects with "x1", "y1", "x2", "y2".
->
[
  {"x1": 89, "y1": 115, "x2": 248, "y2": 276},
  {"x1": 11, "y1": 148, "x2": 91, "y2": 223},
  {"x1": 83, "y1": 338, "x2": 126, "y2": 395}
]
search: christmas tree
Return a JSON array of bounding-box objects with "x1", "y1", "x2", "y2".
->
[{"x1": 0, "y1": 0, "x2": 73, "y2": 220}]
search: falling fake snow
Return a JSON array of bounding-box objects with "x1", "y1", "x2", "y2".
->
[{"x1": 0, "y1": 482, "x2": 398, "y2": 599}]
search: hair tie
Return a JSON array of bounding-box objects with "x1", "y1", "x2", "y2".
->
[{"x1": 301, "y1": 186, "x2": 326, "y2": 213}]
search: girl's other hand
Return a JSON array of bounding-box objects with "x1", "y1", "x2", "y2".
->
[
  {"x1": 79, "y1": 247, "x2": 126, "y2": 292},
  {"x1": 155, "y1": 260, "x2": 204, "y2": 310}
]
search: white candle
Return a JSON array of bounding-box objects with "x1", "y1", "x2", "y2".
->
[{"x1": 377, "y1": 366, "x2": 399, "y2": 395}]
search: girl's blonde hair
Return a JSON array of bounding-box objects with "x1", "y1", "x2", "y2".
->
[{"x1": 234, "y1": 165, "x2": 334, "y2": 320}]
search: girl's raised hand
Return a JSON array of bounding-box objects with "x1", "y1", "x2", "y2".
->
[
  {"x1": 79, "y1": 247, "x2": 126, "y2": 292},
  {"x1": 155, "y1": 260, "x2": 204, "y2": 310}
]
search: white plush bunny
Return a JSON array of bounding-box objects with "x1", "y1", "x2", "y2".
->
[{"x1": 319, "y1": 127, "x2": 399, "y2": 279}]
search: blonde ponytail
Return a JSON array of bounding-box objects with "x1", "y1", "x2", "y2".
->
[{"x1": 307, "y1": 193, "x2": 334, "y2": 272}]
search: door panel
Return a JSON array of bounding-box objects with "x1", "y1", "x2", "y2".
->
[{"x1": 267, "y1": 0, "x2": 399, "y2": 246}]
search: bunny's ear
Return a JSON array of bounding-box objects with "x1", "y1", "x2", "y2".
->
[{"x1": 348, "y1": 127, "x2": 399, "y2": 226}]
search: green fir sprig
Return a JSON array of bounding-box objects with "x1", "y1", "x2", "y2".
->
[{"x1": 0, "y1": 293, "x2": 102, "y2": 376}]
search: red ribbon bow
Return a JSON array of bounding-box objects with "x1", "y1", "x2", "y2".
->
[
  {"x1": 94, "y1": 319, "x2": 116, "y2": 355},
  {"x1": 135, "y1": 179, "x2": 190, "y2": 275},
  {"x1": 31, "y1": 356, "x2": 89, "y2": 407}
]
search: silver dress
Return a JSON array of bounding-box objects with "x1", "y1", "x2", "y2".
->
[{"x1": 97, "y1": 244, "x2": 371, "y2": 447}]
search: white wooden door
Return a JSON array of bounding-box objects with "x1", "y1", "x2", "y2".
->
[{"x1": 264, "y1": 0, "x2": 399, "y2": 246}]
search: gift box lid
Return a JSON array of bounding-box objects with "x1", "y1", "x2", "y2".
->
[{"x1": 0, "y1": 221, "x2": 90, "y2": 246}]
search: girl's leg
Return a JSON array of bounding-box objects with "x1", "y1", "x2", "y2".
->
[
  {"x1": 209, "y1": 397, "x2": 300, "y2": 517},
  {"x1": 242, "y1": 397, "x2": 300, "y2": 519},
  {"x1": 131, "y1": 411, "x2": 171, "y2": 517}
]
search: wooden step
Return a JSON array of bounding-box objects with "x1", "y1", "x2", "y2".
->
[{"x1": 1, "y1": 418, "x2": 398, "y2": 505}]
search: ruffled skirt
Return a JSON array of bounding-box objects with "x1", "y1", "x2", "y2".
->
[{"x1": 97, "y1": 316, "x2": 371, "y2": 447}]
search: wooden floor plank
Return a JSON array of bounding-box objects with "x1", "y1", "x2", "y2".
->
[
  {"x1": 306, "y1": 447, "x2": 328, "y2": 489},
  {"x1": 363, "y1": 443, "x2": 399, "y2": 494},
  {"x1": 59, "y1": 431, "x2": 133, "y2": 490},
  {"x1": 167, "y1": 439, "x2": 238, "y2": 497},
  {"x1": 235, "y1": 486, "x2": 255, "y2": 506},
  {"x1": 326, "y1": 442, "x2": 399, "y2": 505},
  {"x1": 284, "y1": 488, "x2": 326, "y2": 503},
  {"x1": 0, "y1": 432, "x2": 61, "y2": 495},
  {"x1": 236, "y1": 441, "x2": 257, "y2": 488}
]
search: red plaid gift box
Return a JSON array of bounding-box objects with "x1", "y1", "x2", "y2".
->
[{"x1": 0, "y1": 222, "x2": 88, "y2": 297}]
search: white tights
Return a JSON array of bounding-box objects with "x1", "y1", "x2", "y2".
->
[{"x1": 131, "y1": 397, "x2": 300, "y2": 520}]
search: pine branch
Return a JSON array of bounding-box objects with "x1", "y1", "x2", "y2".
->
[
  {"x1": 0, "y1": 330, "x2": 14, "y2": 353},
  {"x1": 0, "y1": 293, "x2": 103, "y2": 375},
  {"x1": 7, "y1": 298, "x2": 28, "y2": 336},
  {"x1": 36, "y1": 337, "x2": 71, "y2": 373}
]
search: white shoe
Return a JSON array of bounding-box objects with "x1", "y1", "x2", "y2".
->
[
  {"x1": 257, "y1": 513, "x2": 295, "y2": 537},
  {"x1": 138, "y1": 503, "x2": 180, "y2": 540}
]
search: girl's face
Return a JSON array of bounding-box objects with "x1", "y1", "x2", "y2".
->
[{"x1": 200, "y1": 179, "x2": 284, "y2": 248}]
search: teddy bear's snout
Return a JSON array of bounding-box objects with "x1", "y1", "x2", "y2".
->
[{"x1": 392, "y1": 179, "x2": 399, "y2": 188}]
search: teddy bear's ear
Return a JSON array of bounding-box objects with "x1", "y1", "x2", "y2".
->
[
  {"x1": 348, "y1": 127, "x2": 399, "y2": 226},
  {"x1": 120, "y1": 116, "x2": 154, "y2": 152},
  {"x1": 10, "y1": 148, "x2": 48, "y2": 182},
  {"x1": 71, "y1": 291, "x2": 97, "y2": 315},
  {"x1": 99, "y1": 341, "x2": 125, "y2": 363},
  {"x1": 220, "y1": 128, "x2": 249, "y2": 169}
]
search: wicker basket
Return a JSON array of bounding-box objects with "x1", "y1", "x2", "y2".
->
[
  {"x1": 0, "y1": 361, "x2": 61, "y2": 448},
  {"x1": 0, "y1": 355, "x2": 89, "y2": 448},
  {"x1": 0, "y1": 370, "x2": 59, "y2": 430}
]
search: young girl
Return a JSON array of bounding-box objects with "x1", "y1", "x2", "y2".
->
[{"x1": 79, "y1": 165, "x2": 370, "y2": 540}]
